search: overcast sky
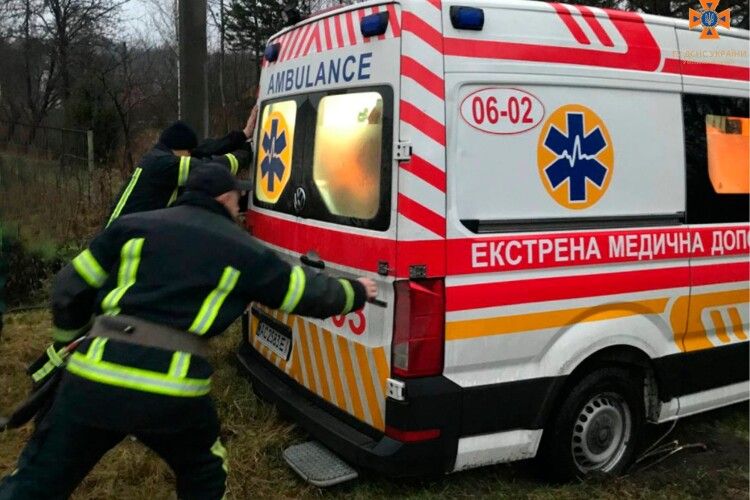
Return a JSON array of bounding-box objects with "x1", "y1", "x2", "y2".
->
[{"x1": 120, "y1": 0, "x2": 152, "y2": 36}]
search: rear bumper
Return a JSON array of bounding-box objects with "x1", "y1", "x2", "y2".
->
[{"x1": 236, "y1": 340, "x2": 461, "y2": 477}]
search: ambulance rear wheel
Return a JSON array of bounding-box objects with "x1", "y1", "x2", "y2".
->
[{"x1": 539, "y1": 367, "x2": 643, "y2": 481}]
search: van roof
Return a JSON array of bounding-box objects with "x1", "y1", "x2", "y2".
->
[{"x1": 269, "y1": 0, "x2": 748, "y2": 42}]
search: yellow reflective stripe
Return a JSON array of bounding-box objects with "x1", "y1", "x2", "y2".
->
[
  {"x1": 86, "y1": 338, "x2": 108, "y2": 362},
  {"x1": 167, "y1": 188, "x2": 179, "y2": 206},
  {"x1": 31, "y1": 345, "x2": 68, "y2": 383},
  {"x1": 72, "y1": 250, "x2": 108, "y2": 288},
  {"x1": 107, "y1": 168, "x2": 143, "y2": 227},
  {"x1": 225, "y1": 153, "x2": 239, "y2": 175},
  {"x1": 338, "y1": 279, "x2": 354, "y2": 315},
  {"x1": 46, "y1": 345, "x2": 65, "y2": 367},
  {"x1": 52, "y1": 323, "x2": 90, "y2": 343},
  {"x1": 189, "y1": 266, "x2": 241, "y2": 335},
  {"x1": 279, "y1": 266, "x2": 306, "y2": 313},
  {"x1": 168, "y1": 352, "x2": 192, "y2": 379},
  {"x1": 178, "y1": 156, "x2": 191, "y2": 186},
  {"x1": 66, "y1": 353, "x2": 211, "y2": 397},
  {"x1": 101, "y1": 238, "x2": 145, "y2": 316},
  {"x1": 211, "y1": 438, "x2": 229, "y2": 473}
]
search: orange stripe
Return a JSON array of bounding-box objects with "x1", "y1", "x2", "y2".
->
[
  {"x1": 355, "y1": 343, "x2": 383, "y2": 430},
  {"x1": 296, "y1": 318, "x2": 318, "y2": 394},
  {"x1": 728, "y1": 307, "x2": 748, "y2": 341},
  {"x1": 710, "y1": 310, "x2": 731, "y2": 344},
  {"x1": 308, "y1": 324, "x2": 332, "y2": 402},
  {"x1": 447, "y1": 298, "x2": 669, "y2": 341},
  {"x1": 321, "y1": 328, "x2": 346, "y2": 409},
  {"x1": 337, "y1": 336, "x2": 366, "y2": 422},
  {"x1": 373, "y1": 348, "x2": 390, "y2": 391}
]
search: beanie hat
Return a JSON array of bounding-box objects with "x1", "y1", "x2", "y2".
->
[
  {"x1": 159, "y1": 121, "x2": 198, "y2": 150},
  {"x1": 185, "y1": 163, "x2": 253, "y2": 197}
]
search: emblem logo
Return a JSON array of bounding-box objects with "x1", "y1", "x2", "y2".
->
[
  {"x1": 689, "y1": 0, "x2": 731, "y2": 39},
  {"x1": 256, "y1": 110, "x2": 293, "y2": 203},
  {"x1": 537, "y1": 104, "x2": 614, "y2": 210}
]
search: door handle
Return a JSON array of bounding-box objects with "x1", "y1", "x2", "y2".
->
[{"x1": 300, "y1": 250, "x2": 325, "y2": 270}]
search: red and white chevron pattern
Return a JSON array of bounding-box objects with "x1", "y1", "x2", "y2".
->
[{"x1": 397, "y1": 0, "x2": 446, "y2": 241}]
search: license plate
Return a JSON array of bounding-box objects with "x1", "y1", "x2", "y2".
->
[{"x1": 254, "y1": 311, "x2": 293, "y2": 361}]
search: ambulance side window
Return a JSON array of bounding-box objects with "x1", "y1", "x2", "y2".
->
[{"x1": 683, "y1": 94, "x2": 749, "y2": 224}]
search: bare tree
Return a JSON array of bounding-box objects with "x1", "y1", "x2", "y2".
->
[{"x1": 39, "y1": 0, "x2": 128, "y2": 113}]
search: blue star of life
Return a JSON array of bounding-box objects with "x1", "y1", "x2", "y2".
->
[
  {"x1": 543, "y1": 113, "x2": 608, "y2": 203},
  {"x1": 261, "y1": 118, "x2": 287, "y2": 191}
]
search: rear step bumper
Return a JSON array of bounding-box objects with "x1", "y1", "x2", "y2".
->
[{"x1": 236, "y1": 340, "x2": 460, "y2": 477}]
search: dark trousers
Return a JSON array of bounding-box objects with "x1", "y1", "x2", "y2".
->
[{"x1": 0, "y1": 383, "x2": 227, "y2": 500}]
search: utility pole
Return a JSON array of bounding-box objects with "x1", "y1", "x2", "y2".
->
[{"x1": 178, "y1": 0, "x2": 208, "y2": 138}]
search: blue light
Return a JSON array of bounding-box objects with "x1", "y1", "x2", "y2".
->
[
  {"x1": 264, "y1": 42, "x2": 281, "y2": 62},
  {"x1": 360, "y1": 12, "x2": 389, "y2": 38},
  {"x1": 450, "y1": 6, "x2": 484, "y2": 31}
]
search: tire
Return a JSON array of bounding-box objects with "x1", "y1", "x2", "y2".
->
[{"x1": 537, "y1": 366, "x2": 644, "y2": 482}]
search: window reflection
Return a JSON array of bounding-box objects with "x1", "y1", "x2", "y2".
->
[{"x1": 312, "y1": 92, "x2": 383, "y2": 219}]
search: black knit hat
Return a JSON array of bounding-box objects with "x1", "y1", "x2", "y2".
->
[
  {"x1": 185, "y1": 163, "x2": 253, "y2": 197},
  {"x1": 159, "y1": 121, "x2": 198, "y2": 150}
]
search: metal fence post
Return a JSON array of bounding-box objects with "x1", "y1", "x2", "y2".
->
[{"x1": 87, "y1": 130, "x2": 94, "y2": 171}]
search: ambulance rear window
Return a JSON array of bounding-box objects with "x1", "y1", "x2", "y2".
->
[
  {"x1": 253, "y1": 86, "x2": 393, "y2": 231},
  {"x1": 312, "y1": 92, "x2": 384, "y2": 219}
]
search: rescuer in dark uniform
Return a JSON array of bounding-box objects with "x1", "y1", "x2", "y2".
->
[
  {"x1": 104, "y1": 105, "x2": 259, "y2": 227},
  {"x1": 0, "y1": 164, "x2": 377, "y2": 499}
]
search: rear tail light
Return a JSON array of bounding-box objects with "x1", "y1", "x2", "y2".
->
[
  {"x1": 385, "y1": 426, "x2": 441, "y2": 443},
  {"x1": 391, "y1": 278, "x2": 445, "y2": 378}
]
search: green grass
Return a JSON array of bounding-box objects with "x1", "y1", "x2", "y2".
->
[
  {"x1": 0, "y1": 152, "x2": 124, "y2": 250},
  {"x1": 1, "y1": 311, "x2": 748, "y2": 499}
]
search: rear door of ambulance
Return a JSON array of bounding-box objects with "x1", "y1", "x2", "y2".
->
[{"x1": 247, "y1": 1, "x2": 402, "y2": 433}]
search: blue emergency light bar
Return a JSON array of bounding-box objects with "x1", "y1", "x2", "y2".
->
[
  {"x1": 360, "y1": 11, "x2": 389, "y2": 37},
  {"x1": 450, "y1": 6, "x2": 484, "y2": 31},
  {"x1": 264, "y1": 42, "x2": 281, "y2": 62}
]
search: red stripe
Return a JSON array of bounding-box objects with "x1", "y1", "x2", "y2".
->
[
  {"x1": 551, "y1": 3, "x2": 590, "y2": 45},
  {"x1": 400, "y1": 100, "x2": 446, "y2": 146},
  {"x1": 397, "y1": 194, "x2": 445, "y2": 238},
  {"x1": 247, "y1": 211, "x2": 445, "y2": 278},
  {"x1": 314, "y1": 23, "x2": 322, "y2": 53},
  {"x1": 292, "y1": 24, "x2": 312, "y2": 59},
  {"x1": 346, "y1": 11, "x2": 357, "y2": 46},
  {"x1": 400, "y1": 155, "x2": 446, "y2": 192},
  {"x1": 358, "y1": 8, "x2": 369, "y2": 43},
  {"x1": 662, "y1": 58, "x2": 750, "y2": 81},
  {"x1": 303, "y1": 23, "x2": 320, "y2": 56},
  {"x1": 444, "y1": 10, "x2": 660, "y2": 72},
  {"x1": 286, "y1": 27, "x2": 301, "y2": 60},
  {"x1": 281, "y1": 29, "x2": 301, "y2": 61},
  {"x1": 334, "y1": 14, "x2": 345, "y2": 48},
  {"x1": 401, "y1": 55, "x2": 444, "y2": 99},
  {"x1": 323, "y1": 17, "x2": 333, "y2": 50},
  {"x1": 402, "y1": 12, "x2": 443, "y2": 53},
  {"x1": 576, "y1": 5, "x2": 614, "y2": 47},
  {"x1": 692, "y1": 262, "x2": 749, "y2": 286},
  {"x1": 427, "y1": 0, "x2": 441, "y2": 9},
  {"x1": 250, "y1": 211, "x2": 396, "y2": 274},
  {"x1": 447, "y1": 266, "x2": 691, "y2": 312},
  {"x1": 387, "y1": 3, "x2": 401, "y2": 37}
]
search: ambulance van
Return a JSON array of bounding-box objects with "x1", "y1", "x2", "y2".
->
[{"x1": 238, "y1": 0, "x2": 749, "y2": 480}]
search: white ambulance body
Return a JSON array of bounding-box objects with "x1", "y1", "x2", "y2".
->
[{"x1": 239, "y1": 0, "x2": 749, "y2": 479}]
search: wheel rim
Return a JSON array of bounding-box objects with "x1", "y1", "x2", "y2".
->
[{"x1": 571, "y1": 392, "x2": 632, "y2": 473}]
